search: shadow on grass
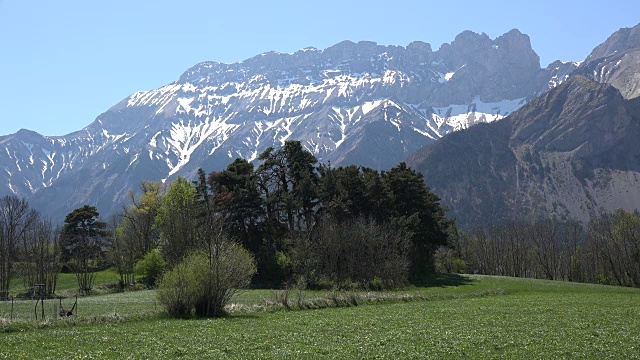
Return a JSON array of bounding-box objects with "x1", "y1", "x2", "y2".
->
[{"x1": 412, "y1": 273, "x2": 475, "y2": 288}]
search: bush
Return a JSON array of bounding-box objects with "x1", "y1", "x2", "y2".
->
[
  {"x1": 155, "y1": 260, "x2": 196, "y2": 317},
  {"x1": 135, "y1": 249, "x2": 166, "y2": 286},
  {"x1": 157, "y1": 240, "x2": 256, "y2": 318},
  {"x1": 434, "y1": 247, "x2": 467, "y2": 274}
]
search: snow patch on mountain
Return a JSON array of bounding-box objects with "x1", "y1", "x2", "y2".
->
[
  {"x1": 361, "y1": 100, "x2": 384, "y2": 115},
  {"x1": 166, "y1": 119, "x2": 239, "y2": 178},
  {"x1": 432, "y1": 97, "x2": 527, "y2": 132}
]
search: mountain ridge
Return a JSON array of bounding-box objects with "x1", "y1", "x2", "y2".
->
[{"x1": 2, "y1": 25, "x2": 638, "y2": 222}]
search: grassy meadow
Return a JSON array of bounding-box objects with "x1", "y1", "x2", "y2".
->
[
  {"x1": 8, "y1": 268, "x2": 122, "y2": 297},
  {"x1": 1, "y1": 275, "x2": 639, "y2": 359}
]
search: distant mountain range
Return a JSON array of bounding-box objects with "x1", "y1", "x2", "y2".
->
[
  {"x1": 1, "y1": 24, "x2": 638, "y2": 223},
  {"x1": 408, "y1": 24, "x2": 640, "y2": 228}
]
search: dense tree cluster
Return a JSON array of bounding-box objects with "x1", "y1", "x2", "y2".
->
[
  {"x1": 201, "y1": 141, "x2": 450, "y2": 287},
  {"x1": 68, "y1": 141, "x2": 439, "y2": 296}
]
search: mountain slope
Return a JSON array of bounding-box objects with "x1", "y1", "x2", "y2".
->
[{"x1": 408, "y1": 76, "x2": 640, "y2": 229}]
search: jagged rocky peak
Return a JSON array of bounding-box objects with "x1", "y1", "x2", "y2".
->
[
  {"x1": 438, "y1": 30, "x2": 492, "y2": 66},
  {"x1": 177, "y1": 39, "x2": 428, "y2": 87},
  {"x1": 406, "y1": 40, "x2": 432, "y2": 53},
  {"x1": 545, "y1": 60, "x2": 579, "y2": 71},
  {"x1": 427, "y1": 29, "x2": 543, "y2": 106},
  {"x1": 436, "y1": 29, "x2": 539, "y2": 69},
  {"x1": 586, "y1": 23, "x2": 640, "y2": 64},
  {"x1": 494, "y1": 29, "x2": 540, "y2": 68},
  {"x1": 323, "y1": 40, "x2": 376, "y2": 60},
  {"x1": 540, "y1": 60, "x2": 580, "y2": 90},
  {"x1": 178, "y1": 30, "x2": 539, "y2": 86}
]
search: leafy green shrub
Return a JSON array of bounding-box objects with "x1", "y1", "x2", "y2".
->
[
  {"x1": 135, "y1": 249, "x2": 166, "y2": 287},
  {"x1": 156, "y1": 260, "x2": 197, "y2": 317},
  {"x1": 369, "y1": 276, "x2": 384, "y2": 291},
  {"x1": 434, "y1": 247, "x2": 467, "y2": 274},
  {"x1": 452, "y1": 258, "x2": 467, "y2": 274},
  {"x1": 157, "y1": 240, "x2": 256, "y2": 318},
  {"x1": 275, "y1": 251, "x2": 292, "y2": 273}
]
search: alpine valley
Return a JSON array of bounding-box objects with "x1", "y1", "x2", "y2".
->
[{"x1": 1, "y1": 25, "x2": 639, "y2": 223}]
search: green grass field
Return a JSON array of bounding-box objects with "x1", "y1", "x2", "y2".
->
[
  {"x1": 1, "y1": 275, "x2": 639, "y2": 359},
  {"x1": 8, "y1": 267, "x2": 122, "y2": 297}
]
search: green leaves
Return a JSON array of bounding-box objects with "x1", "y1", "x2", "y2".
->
[
  {"x1": 156, "y1": 177, "x2": 199, "y2": 266},
  {"x1": 134, "y1": 249, "x2": 166, "y2": 286}
]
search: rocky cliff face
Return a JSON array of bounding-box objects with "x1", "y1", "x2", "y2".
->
[
  {"x1": 579, "y1": 23, "x2": 640, "y2": 99},
  {"x1": 0, "y1": 27, "x2": 616, "y2": 221},
  {"x1": 408, "y1": 76, "x2": 640, "y2": 229},
  {"x1": 585, "y1": 24, "x2": 640, "y2": 65}
]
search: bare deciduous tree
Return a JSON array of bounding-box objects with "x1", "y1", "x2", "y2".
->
[
  {"x1": 20, "y1": 219, "x2": 60, "y2": 297},
  {"x1": 0, "y1": 196, "x2": 38, "y2": 297},
  {"x1": 292, "y1": 217, "x2": 411, "y2": 289}
]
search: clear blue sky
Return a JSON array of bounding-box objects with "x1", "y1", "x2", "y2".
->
[{"x1": 1, "y1": 0, "x2": 638, "y2": 136}]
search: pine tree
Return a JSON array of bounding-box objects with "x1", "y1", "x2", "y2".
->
[{"x1": 60, "y1": 205, "x2": 109, "y2": 294}]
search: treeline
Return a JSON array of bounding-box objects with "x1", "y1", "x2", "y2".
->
[
  {"x1": 0, "y1": 199, "x2": 113, "y2": 298},
  {"x1": 0, "y1": 197, "x2": 60, "y2": 298},
  {"x1": 439, "y1": 209, "x2": 640, "y2": 287}
]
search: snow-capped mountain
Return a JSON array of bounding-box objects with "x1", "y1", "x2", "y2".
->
[{"x1": 0, "y1": 28, "x2": 589, "y2": 220}]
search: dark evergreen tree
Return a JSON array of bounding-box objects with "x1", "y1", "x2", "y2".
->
[
  {"x1": 257, "y1": 141, "x2": 318, "y2": 231},
  {"x1": 361, "y1": 167, "x2": 393, "y2": 223},
  {"x1": 383, "y1": 163, "x2": 449, "y2": 279},
  {"x1": 60, "y1": 205, "x2": 109, "y2": 294},
  {"x1": 318, "y1": 165, "x2": 372, "y2": 221},
  {"x1": 208, "y1": 160, "x2": 263, "y2": 239}
]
